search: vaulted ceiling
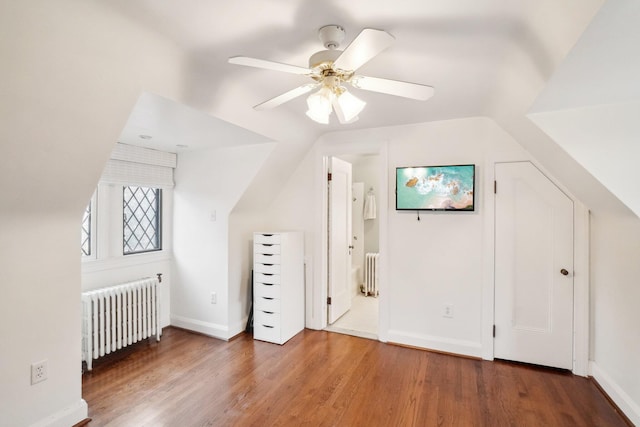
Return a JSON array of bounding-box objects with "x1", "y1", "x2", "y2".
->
[
  {"x1": 106, "y1": 0, "x2": 603, "y2": 144},
  {"x1": 101, "y1": 0, "x2": 640, "y2": 217}
]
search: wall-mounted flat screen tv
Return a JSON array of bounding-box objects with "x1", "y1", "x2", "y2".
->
[{"x1": 396, "y1": 164, "x2": 475, "y2": 211}]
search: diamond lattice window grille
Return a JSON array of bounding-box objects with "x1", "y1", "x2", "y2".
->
[
  {"x1": 81, "y1": 202, "x2": 91, "y2": 256},
  {"x1": 123, "y1": 186, "x2": 162, "y2": 255}
]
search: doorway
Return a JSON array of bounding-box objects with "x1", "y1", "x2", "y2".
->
[{"x1": 325, "y1": 154, "x2": 381, "y2": 340}]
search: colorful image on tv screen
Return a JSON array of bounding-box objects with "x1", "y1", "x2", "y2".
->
[{"x1": 396, "y1": 165, "x2": 474, "y2": 210}]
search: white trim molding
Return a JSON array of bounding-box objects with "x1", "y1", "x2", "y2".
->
[
  {"x1": 170, "y1": 315, "x2": 229, "y2": 340},
  {"x1": 590, "y1": 361, "x2": 640, "y2": 426},
  {"x1": 29, "y1": 399, "x2": 88, "y2": 427},
  {"x1": 388, "y1": 330, "x2": 483, "y2": 359}
]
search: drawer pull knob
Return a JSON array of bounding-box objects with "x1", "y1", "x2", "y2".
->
[
  {"x1": 263, "y1": 297, "x2": 274, "y2": 300},
  {"x1": 262, "y1": 234, "x2": 273, "y2": 236},
  {"x1": 263, "y1": 325, "x2": 274, "y2": 328},
  {"x1": 263, "y1": 311, "x2": 274, "y2": 314}
]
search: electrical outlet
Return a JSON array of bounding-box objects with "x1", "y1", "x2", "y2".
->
[
  {"x1": 31, "y1": 360, "x2": 48, "y2": 385},
  {"x1": 443, "y1": 304, "x2": 454, "y2": 318},
  {"x1": 210, "y1": 292, "x2": 217, "y2": 304}
]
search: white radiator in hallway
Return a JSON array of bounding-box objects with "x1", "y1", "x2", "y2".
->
[
  {"x1": 82, "y1": 277, "x2": 161, "y2": 371},
  {"x1": 364, "y1": 253, "x2": 379, "y2": 296}
]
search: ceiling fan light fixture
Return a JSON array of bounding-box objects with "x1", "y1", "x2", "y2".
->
[
  {"x1": 306, "y1": 86, "x2": 334, "y2": 124},
  {"x1": 335, "y1": 90, "x2": 366, "y2": 123}
]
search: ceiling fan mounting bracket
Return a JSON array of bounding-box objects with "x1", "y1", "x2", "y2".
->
[{"x1": 318, "y1": 25, "x2": 345, "y2": 49}]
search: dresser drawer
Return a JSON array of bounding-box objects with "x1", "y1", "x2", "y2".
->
[
  {"x1": 254, "y1": 233, "x2": 281, "y2": 245},
  {"x1": 254, "y1": 282, "x2": 281, "y2": 299},
  {"x1": 254, "y1": 253, "x2": 281, "y2": 265},
  {"x1": 254, "y1": 272, "x2": 281, "y2": 285},
  {"x1": 254, "y1": 243, "x2": 281, "y2": 255},
  {"x1": 254, "y1": 263, "x2": 280, "y2": 274},
  {"x1": 255, "y1": 309, "x2": 281, "y2": 328},
  {"x1": 254, "y1": 295, "x2": 280, "y2": 313},
  {"x1": 253, "y1": 323, "x2": 281, "y2": 343}
]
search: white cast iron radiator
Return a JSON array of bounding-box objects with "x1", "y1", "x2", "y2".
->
[
  {"x1": 364, "y1": 253, "x2": 380, "y2": 297},
  {"x1": 82, "y1": 277, "x2": 161, "y2": 371}
]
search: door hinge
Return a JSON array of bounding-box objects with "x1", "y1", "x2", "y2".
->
[
  {"x1": 327, "y1": 297, "x2": 332, "y2": 305},
  {"x1": 493, "y1": 325, "x2": 496, "y2": 337},
  {"x1": 328, "y1": 172, "x2": 332, "y2": 181},
  {"x1": 494, "y1": 180, "x2": 497, "y2": 194}
]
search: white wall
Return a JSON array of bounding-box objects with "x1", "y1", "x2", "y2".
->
[
  {"x1": 0, "y1": 216, "x2": 87, "y2": 427},
  {"x1": 228, "y1": 212, "x2": 268, "y2": 333},
  {"x1": 351, "y1": 155, "x2": 381, "y2": 256},
  {"x1": 264, "y1": 117, "x2": 527, "y2": 357},
  {"x1": 262, "y1": 143, "x2": 324, "y2": 327},
  {"x1": 527, "y1": 0, "x2": 640, "y2": 218},
  {"x1": 589, "y1": 213, "x2": 640, "y2": 424},
  {"x1": 171, "y1": 144, "x2": 274, "y2": 339},
  {"x1": 0, "y1": 1, "x2": 193, "y2": 425},
  {"x1": 382, "y1": 118, "x2": 524, "y2": 356},
  {"x1": 351, "y1": 182, "x2": 365, "y2": 293}
]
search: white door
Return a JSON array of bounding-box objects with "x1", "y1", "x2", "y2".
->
[
  {"x1": 494, "y1": 161, "x2": 574, "y2": 369},
  {"x1": 328, "y1": 157, "x2": 352, "y2": 324}
]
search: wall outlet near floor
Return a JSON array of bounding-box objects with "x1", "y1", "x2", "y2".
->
[
  {"x1": 210, "y1": 292, "x2": 217, "y2": 304},
  {"x1": 31, "y1": 360, "x2": 48, "y2": 385},
  {"x1": 443, "y1": 304, "x2": 454, "y2": 318}
]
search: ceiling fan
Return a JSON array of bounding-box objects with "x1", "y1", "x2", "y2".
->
[{"x1": 228, "y1": 25, "x2": 434, "y2": 124}]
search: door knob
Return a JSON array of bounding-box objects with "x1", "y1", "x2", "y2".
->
[{"x1": 560, "y1": 269, "x2": 569, "y2": 276}]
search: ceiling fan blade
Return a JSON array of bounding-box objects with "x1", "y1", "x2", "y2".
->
[
  {"x1": 229, "y1": 56, "x2": 313, "y2": 75},
  {"x1": 333, "y1": 29, "x2": 395, "y2": 71},
  {"x1": 254, "y1": 84, "x2": 318, "y2": 110},
  {"x1": 351, "y1": 75, "x2": 434, "y2": 101}
]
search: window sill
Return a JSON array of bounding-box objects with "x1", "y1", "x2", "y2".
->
[{"x1": 81, "y1": 250, "x2": 171, "y2": 274}]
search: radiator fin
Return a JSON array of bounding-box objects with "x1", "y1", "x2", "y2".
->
[
  {"x1": 364, "y1": 253, "x2": 380, "y2": 297},
  {"x1": 82, "y1": 277, "x2": 161, "y2": 371}
]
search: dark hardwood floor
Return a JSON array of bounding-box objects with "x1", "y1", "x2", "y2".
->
[{"x1": 82, "y1": 327, "x2": 630, "y2": 426}]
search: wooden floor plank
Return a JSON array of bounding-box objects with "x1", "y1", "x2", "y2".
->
[{"x1": 82, "y1": 327, "x2": 631, "y2": 426}]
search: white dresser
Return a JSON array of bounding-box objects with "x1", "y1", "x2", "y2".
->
[{"x1": 253, "y1": 232, "x2": 304, "y2": 344}]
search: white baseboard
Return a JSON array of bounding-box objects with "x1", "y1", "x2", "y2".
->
[
  {"x1": 590, "y1": 361, "x2": 640, "y2": 426},
  {"x1": 228, "y1": 317, "x2": 249, "y2": 338},
  {"x1": 387, "y1": 330, "x2": 482, "y2": 358},
  {"x1": 171, "y1": 315, "x2": 229, "y2": 340},
  {"x1": 29, "y1": 399, "x2": 88, "y2": 427}
]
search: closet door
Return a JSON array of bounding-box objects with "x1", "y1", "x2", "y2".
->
[{"x1": 494, "y1": 161, "x2": 574, "y2": 369}]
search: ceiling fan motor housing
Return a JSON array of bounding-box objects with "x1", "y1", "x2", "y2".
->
[
  {"x1": 318, "y1": 25, "x2": 345, "y2": 49},
  {"x1": 308, "y1": 49, "x2": 342, "y2": 69}
]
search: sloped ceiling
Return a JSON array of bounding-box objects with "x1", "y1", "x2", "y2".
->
[
  {"x1": 118, "y1": 92, "x2": 274, "y2": 152},
  {"x1": 104, "y1": 0, "x2": 600, "y2": 136},
  {"x1": 529, "y1": 0, "x2": 640, "y2": 218},
  {"x1": 100, "y1": 0, "x2": 639, "y2": 215}
]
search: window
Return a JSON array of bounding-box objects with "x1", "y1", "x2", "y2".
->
[
  {"x1": 81, "y1": 202, "x2": 92, "y2": 256},
  {"x1": 123, "y1": 186, "x2": 162, "y2": 254}
]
